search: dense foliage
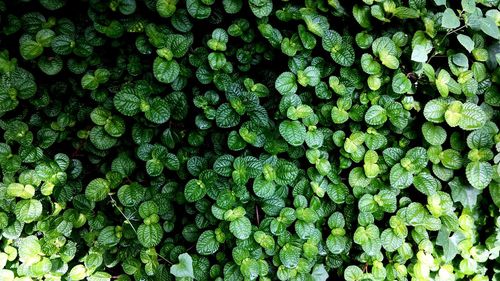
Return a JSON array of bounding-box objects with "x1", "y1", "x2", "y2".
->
[{"x1": 0, "y1": 0, "x2": 499, "y2": 280}]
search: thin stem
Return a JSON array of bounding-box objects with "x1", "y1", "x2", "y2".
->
[
  {"x1": 445, "y1": 25, "x2": 467, "y2": 38},
  {"x1": 109, "y1": 194, "x2": 137, "y2": 234},
  {"x1": 109, "y1": 195, "x2": 173, "y2": 265},
  {"x1": 427, "y1": 25, "x2": 467, "y2": 64},
  {"x1": 157, "y1": 252, "x2": 173, "y2": 265},
  {"x1": 256, "y1": 205, "x2": 260, "y2": 225}
]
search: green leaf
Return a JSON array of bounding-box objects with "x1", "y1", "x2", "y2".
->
[
  {"x1": 440, "y1": 149, "x2": 463, "y2": 170},
  {"x1": 223, "y1": 0, "x2": 242, "y2": 14},
  {"x1": 436, "y1": 229, "x2": 460, "y2": 262},
  {"x1": 81, "y1": 74, "x2": 99, "y2": 90},
  {"x1": 344, "y1": 265, "x2": 363, "y2": 281},
  {"x1": 466, "y1": 161, "x2": 493, "y2": 190},
  {"x1": 392, "y1": 73, "x2": 411, "y2": 94},
  {"x1": 254, "y1": 231, "x2": 275, "y2": 249},
  {"x1": 365, "y1": 105, "x2": 387, "y2": 126},
  {"x1": 38, "y1": 56, "x2": 63, "y2": 75},
  {"x1": 253, "y1": 175, "x2": 275, "y2": 198},
  {"x1": 85, "y1": 178, "x2": 110, "y2": 202},
  {"x1": 15, "y1": 199, "x2": 42, "y2": 223},
  {"x1": 490, "y1": 182, "x2": 500, "y2": 208},
  {"x1": 20, "y1": 40, "x2": 43, "y2": 60},
  {"x1": 87, "y1": 272, "x2": 111, "y2": 281},
  {"x1": 457, "y1": 34, "x2": 474, "y2": 52},
  {"x1": 170, "y1": 253, "x2": 194, "y2": 279},
  {"x1": 380, "y1": 229, "x2": 403, "y2": 252},
  {"x1": 145, "y1": 98, "x2": 170, "y2": 124},
  {"x1": 184, "y1": 179, "x2": 206, "y2": 202},
  {"x1": 390, "y1": 164, "x2": 413, "y2": 189},
  {"x1": 153, "y1": 57, "x2": 180, "y2": 84},
  {"x1": 411, "y1": 44, "x2": 430, "y2": 62},
  {"x1": 104, "y1": 116, "x2": 126, "y2": 137},
  {"x1": 216, "y1": 103, "x2": 240, "y2": 128},
  {"x1": 406, "y1": 203, "x2": 430, "y2": 227},
  {"x1": 146, "y1": 159, "x2": 163, "y2": 176},
  {"x1": 117, "y1": 183, "x2": 144, "y2": 207},
  {"x1": 279, "y1": 243, "x2": 301, "y2": 269},
  {"x1": 301, "y1": 10, "x2": 329, "y2": 37},
  {"x1": 297, "y1": 66, "x2": 320, "y2": 87},
  {"x1": 89, "y1": 126, "x2": 117, "y2": 150},
  {"x1": 279, "y1": 120, "x2": 306, "y2": 146},
  {"x1": 311, "y1": 264, "x2": 329, "y2": 281},
  {"x1": 229, "y1": 216, "x2": 252, "y2": 240},
  {"x1": 137, "y1": 223, "x2": 163, "y2": 247},
  {"x1": 114, "y1": 87, "x2": 141, "y2": 116},
  {"x1": 450, "y1": 178, "x2": 480, "y2": 208},
  {"x1": 186, "y1": 0, "x2": 211, "y2": 19},
  {"x1": 94, "y1": 68, "x2": 110, "y2": 84},
  {"x1": 323, "y1": 30, "x2": 355, "y2": 66},
  {"x1": 413, "y1": 172, "x2": 439, "y2": 196},
  {"x1": 480, "y1": 17, "x2": 500, "y2": 39},
  {"x1": 157, "y1": 0, "x2": 178, "y2": 18},
  {"x1": 196, "y1": 230, "x2": 220, "y2": 255},
  {"x1": 393, "y1": 7, "x2": 420, "y2": 19},
  {"x1": 459, "y1": 102, "x2": 487, "y2": 130},
  {"x1": 249, "y1": 0, "x2": 272, "y2": 18},
  {"x1": 422, "y1": 122, "x2": 447, "y2": 145},
  {"x1": 423, "y1": 99, "x2": 448, "y2": 123},
  {"x1": 275, "y1": 72, "x2": 297, "y2": 95},
  {"x1": 442, "y1": 8, "x2": 460, "y2": 29}
]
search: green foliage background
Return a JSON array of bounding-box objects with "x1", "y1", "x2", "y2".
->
[{"x1": 0, "y1": 0, "x2": 499, "y2": 280}]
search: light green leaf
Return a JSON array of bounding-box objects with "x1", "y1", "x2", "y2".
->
[
  {"x1": 442, "y1": 8, "x2": 460, "y2": 29},
  {"x1": 344, "y1": 265, "x2": 363, "y2": 281},
  {"x1": 67, "y1": 265, "x2": 87, "y2": 281},
  {"x1": 87, "y1": 272, "x2": 112, "y2": 281},
  {"x1": 457, "y1": 34, "x2": 474, "y2": 52},
  {"x1": 380, "y1": 229, "x2": 403, "y2": 252},
  {"x1": 170, "y1": 253, "x2": 194, "y2": 279},
  {"x1": 422, "y1": 122, "x2": 447, "y2": 145},
  {"x1": 413, "y1": 172, "x2": 439, "y2": 196},
  {"x1": 480, "y1": 17, "x2": 500, "y2": 39},
  {"x1": 459, "y1": 102, "x2": 487, "y2": 130},
  {"x1": 411, "y1": 44, "x2": 430, "y2": 62},
  {"x1": 423, "y1": 99, "x2": 448, "y2": 123}
]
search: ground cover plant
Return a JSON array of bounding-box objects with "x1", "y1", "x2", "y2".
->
[{"x1": 0, "y1": 0, "x2": 499, "y2": 280}]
